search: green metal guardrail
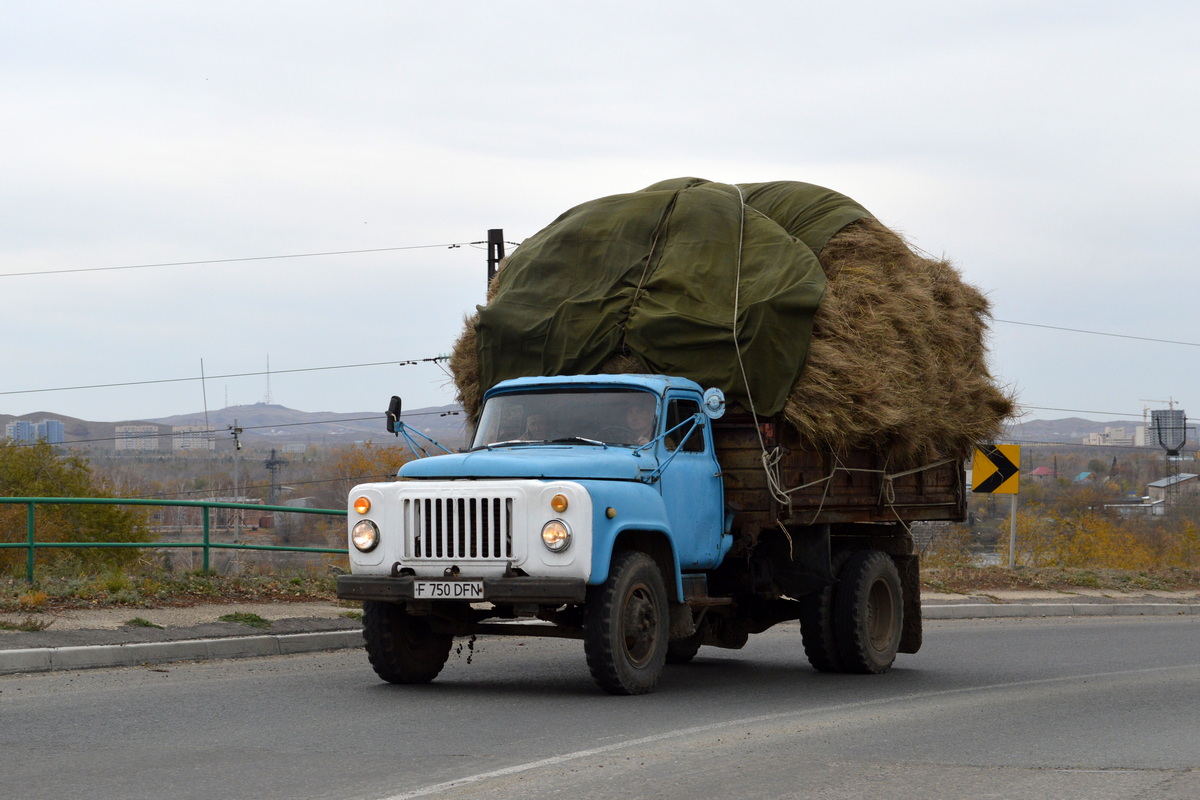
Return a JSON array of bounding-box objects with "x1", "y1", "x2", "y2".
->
[{"x1": 0, "y1": 497, "x2": 348, "y2": 582}]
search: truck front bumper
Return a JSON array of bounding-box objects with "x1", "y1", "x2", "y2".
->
[{"x1": 336, "y1": 574, "x2": 588, "y2": 605}]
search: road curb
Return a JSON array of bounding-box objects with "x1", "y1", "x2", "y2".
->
[
  {"x1": 3, "y1": 605, "x2": 1198, "y2": 676},
  {"x1": 922, "y1": 602, "x2": 1200, "y2": 620},
  {"x1": 0, "y1": 630, "x2": 364, "y2": 676}
]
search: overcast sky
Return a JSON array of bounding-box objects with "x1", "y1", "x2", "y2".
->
[{"x1": 4, "y1": 2, "x2": 1198, "y2": 430}]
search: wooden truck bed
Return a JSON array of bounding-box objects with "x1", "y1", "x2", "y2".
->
[{"x1": 713, "y1": 413, "x2": 966, "y2": 530}]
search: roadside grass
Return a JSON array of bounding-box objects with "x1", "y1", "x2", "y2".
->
[
  {"x1": 921, "y1": 566, "x2": 1200, "y2": 594},
  {"x1": 124, "y1": 617, "x2": 164, "y2": 629},
  {"x1": 4, "y1": 566, "x2": 1198, "y2": 612},
  {"x1": 1, "y1": 570, "x2": 340, "y2": 614},
  {"x1": 218, "y1": 612, "x2": 272, "y2": 629},
  {"x1": 0, "y1": 616, "x2": 52, "y2": 632},
  {"x1": 16, "y1": 589, "x2": 49, "y2": 610}
]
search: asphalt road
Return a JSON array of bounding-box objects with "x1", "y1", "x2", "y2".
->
[{"x1": 2, "y1": 616, "x2": 1198, "y2": 800}]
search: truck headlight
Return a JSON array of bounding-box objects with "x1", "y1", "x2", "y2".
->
[
  {"x1": 351, "y1": 520, "x2": 380, "y2": 552},
  {"x1": 541, "y1": 519, "x2": 571, "y2": 552}
]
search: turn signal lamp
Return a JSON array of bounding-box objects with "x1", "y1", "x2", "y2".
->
[
  {"x1": 353, "y1": 496, "x2": 371, "y2": 515},
  {"x1": 550, "y1": 493, "x2": 569, "y2": 513}
]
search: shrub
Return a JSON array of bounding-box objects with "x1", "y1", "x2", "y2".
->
[
  {"x1": 997, "y1": 503, "x2": 1200, "y2": 571},
  {"x1": 920, "y1": 525, "x2": 978, "y2": 569},
  {"x1": 0, "y1": 441, "x2": 151, "y2": 576},
  {"x1": 17, "y1": 589, "x2": 48, "y2": 610}
]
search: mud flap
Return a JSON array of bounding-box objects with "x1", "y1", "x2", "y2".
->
[{"x1": 894, "y1": 553, "x2": 922, "y2": 654}]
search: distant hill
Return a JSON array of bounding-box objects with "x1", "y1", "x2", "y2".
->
[
  {"x1": 1, "y1": 407, "x2": 1152, "y2": 451},
  {"x1": 2, "y1": 403, "x2": 468, "y2": 451},
  {"x1": 146, "y1": 403, "x2": 469, "y2": 449},
  {"x1": 1004, "y1": 417, "x2": 1144, "y2": 444}
]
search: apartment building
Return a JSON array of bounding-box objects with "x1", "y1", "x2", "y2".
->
[
  {"x1": 4, "y1": 419, "x2": 65, "y2": 444},
  {"x1": 114, "y1": 424, "x2": 160, "y2": 452},
  {"x1": 172, "y1": 425, "x2": 216, "y2": 451}
]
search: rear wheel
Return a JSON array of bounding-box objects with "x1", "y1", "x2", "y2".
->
[
  {"x1": 362, "y1": 601, "x2": 453, "y2": 684},
  {"x1": 584, "y1": 551, "x2": 669, "y2": 694},
  {"x1": 800, "y1": 552, "x2": 848, "y2": 673},
  {"x1": 800, "y1": 584, "x2": 842, "y2": 673},
  {"x1": 833, "y1": 550, "x2": 903, "y2": 674}
]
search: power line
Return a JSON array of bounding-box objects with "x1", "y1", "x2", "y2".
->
[
  {"x1": 0, "y1": 243, "x2": 480, "y2": 279},
  {"x1": 8, "y1": 325, "x2": 1192, "y2": 404},
  {"x1": 135, "y1": 471, "x2": 403, "y2": 501},
  {"x1": 0, "y1": 356, "x2": 448, "y2": 398},
  {"x1": 1018, "y1": 405, "x2": 1142, "y2": 419},
  {"x1": 994, "y1": 319, "x2": 1200, "y2": 348},
  {"x1": 3, "y1": 314, "x2": 1195, "y2": 426}
]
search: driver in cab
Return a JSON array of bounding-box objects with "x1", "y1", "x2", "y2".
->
[{"x1": 624, "y1": 402, "x2": 656, "y2": 446}]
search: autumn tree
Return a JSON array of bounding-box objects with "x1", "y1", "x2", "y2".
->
[
  {"x1": 998, "y1": 502, "x2": 1199, "y2": 571},
  {"x1": 0, "y1": 441, "x2": 150, "y2": 576},
  {"x1": 311, "y1": 441, "x2": 413, "y2": 510}
]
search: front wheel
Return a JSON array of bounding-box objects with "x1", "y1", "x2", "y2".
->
[
  {"x1": 833, "y1": 550, "x2": 903, "y2": 674},
  {"x1": 584, "y1": 551, "x2": 669, "y2": 694},
  {"x1": 362, "y1": 601, "x2": 453, "y2": 684}
]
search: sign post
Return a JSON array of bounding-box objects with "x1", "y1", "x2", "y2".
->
[{"x1": 972, "y1": 444, "x2": 1021, "y2": 568}]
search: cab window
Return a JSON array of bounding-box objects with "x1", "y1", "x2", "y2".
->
[{"x1": 665, "y1": 399, "x2": 704, "y2": 452}]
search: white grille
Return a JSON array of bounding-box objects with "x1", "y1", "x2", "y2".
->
[{"x1": 402, "y1": 495, "x2": 514, "y2": 561}]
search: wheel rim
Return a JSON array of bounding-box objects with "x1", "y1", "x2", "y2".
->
[
  {"x1": 865, "y1": 578, "x2": 897, "y2": 653},
  {"x1": 621, "y1": 581, "x2": 659, "y2": 667}
]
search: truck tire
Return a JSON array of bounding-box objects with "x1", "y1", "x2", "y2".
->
[
  {"x1": 362, "y1": 601, "x2": 453, "y2": 684},
  {"x1": 584, "y1": 551, "x2": 669, "y2": 695},
  {"x1": 800, "y1": 551, "x2": 849, "y2": 673},
  {"x1": 833, "y1": 550, "x2": 903, "y2": 674}
]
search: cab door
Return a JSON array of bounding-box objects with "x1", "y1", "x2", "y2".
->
[{"x1": 656, "y1": 393, "x2": 725, "y2": 569}]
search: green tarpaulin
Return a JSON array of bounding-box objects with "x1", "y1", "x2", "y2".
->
[{"x1": 476, "y1": 179, "x2": 870, "y2": 416}]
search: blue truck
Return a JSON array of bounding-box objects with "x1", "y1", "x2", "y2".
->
[{"x1": 336, "y1": 372, "x2": 965, "y2": 694}]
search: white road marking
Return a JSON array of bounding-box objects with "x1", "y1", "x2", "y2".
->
[{"x1": 376, "y1": 662, "x2": 1200, "y2": 799}]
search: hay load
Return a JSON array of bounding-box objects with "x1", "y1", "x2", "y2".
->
[{"x1": 450, "y1": 178, "x2": 1014, "y2": 464}]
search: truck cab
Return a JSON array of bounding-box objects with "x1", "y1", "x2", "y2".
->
[{"x1": 337, "y1": 374, "x2": 732, "y2": 694}]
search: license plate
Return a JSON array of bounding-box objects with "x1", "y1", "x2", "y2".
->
[{"x1": 413, "y1": 580, "x2": 485, "y2": 600}]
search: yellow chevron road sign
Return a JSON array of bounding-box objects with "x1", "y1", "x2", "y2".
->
[{"x1": 972, "y1": 444, "x2": 1020, "y2": 494}]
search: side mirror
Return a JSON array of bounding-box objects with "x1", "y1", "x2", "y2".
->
[
  {"x1": 702, "y1": 387, "x2": 726, "y2": 419},
  {"x1": 386, "y1": 396, "x2": 403, "y2": 435}
]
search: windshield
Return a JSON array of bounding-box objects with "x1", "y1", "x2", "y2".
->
[{"x1": 471, "y1": 389, "x2": 659, "y2": 448}]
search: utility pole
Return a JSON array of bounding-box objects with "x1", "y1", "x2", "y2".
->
[
  {"x1": 264, "y1": 448, "x2": 286, "y2": 505},
  {"x1": 229, "y1": 420, "x2": 243, "y2": 572},
  {"x1": 487, "y1": 229, "x2": 505, "y2": 288}
]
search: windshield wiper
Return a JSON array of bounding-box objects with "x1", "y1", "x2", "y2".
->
[
  {"x1": 473, "y1": 439, "x2": 546, "y2": 451},
  {"x1": 474, "y1": 436, "x2": 608, "y2": 450}
]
